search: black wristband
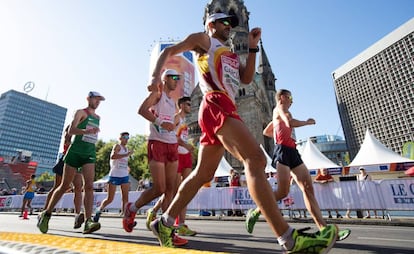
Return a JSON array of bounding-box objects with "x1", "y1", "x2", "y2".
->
[{"x1": 248, "y1": 46, "x2": 259, "y2": 53}]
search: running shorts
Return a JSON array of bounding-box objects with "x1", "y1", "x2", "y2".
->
[
  {"x1": 23, "y1": 192, "x2": 35, "y2": 200},
  {"x1": 52, "y1": 157, "x2": 64, "y2": 176},
  {"x1": 108, "y1": 176, "x2": 129, "y2": 185},
  {"x1": 272, "y1": 144, "x2": 303, "y2": 169},
  {"x1": 178, "y1": 153, "x2": 192, "y2": 173},
  {"x1": 199, "y1": 91, "x2": 242, "y2": 146},
  {"x1": 148, "y1": 140, "x2": 178, "y2": 163},
  {"x1": 64, "y1": 150, "x2": 96, "y2": 170}
]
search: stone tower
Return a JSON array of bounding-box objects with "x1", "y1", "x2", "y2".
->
[{"x1": 187, "y1": 0, "x2": 277, "y2": 170}]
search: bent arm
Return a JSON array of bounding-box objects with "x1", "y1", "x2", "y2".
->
[
  {"x1": 263, "y1": 121, "x2": 274, "y2": 137},
  {"x1": 239, "y1": 28, "x2": 261, "y2": 84},
  {"x1": 68, "y1": 110, "x2": 90, "y2": 135},
  {"x1": 138, "y1": 91, "x2": 161, "y2": 123}
]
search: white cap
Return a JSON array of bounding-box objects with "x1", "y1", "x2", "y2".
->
[
  {"x1": 205, "y1": 13, "x2": 238, "y2": 31},
  {"x1": 88, "y1": 91, "x2": 105, "y2": 101},
  {"x1": 161, "y1": 69, "x2": 181, "y2": 80}
]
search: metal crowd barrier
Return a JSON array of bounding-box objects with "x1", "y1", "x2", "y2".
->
[{"x1": 1, "y1": 179, "x2": 413, "y2": 220}]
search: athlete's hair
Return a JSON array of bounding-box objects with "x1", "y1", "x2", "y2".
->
[
  {"x1": 178, "y1": 96, "x2": 191, "y2": 106},
  {"x1": 275, "y1": 89, "x2": 291, "y2": 102}
]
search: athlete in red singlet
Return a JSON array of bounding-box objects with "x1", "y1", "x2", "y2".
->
[{"x1": 246, "y1": 89, "x2": 350, "y2": 243}]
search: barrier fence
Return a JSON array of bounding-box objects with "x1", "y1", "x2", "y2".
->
[{"x1": 1, "y1": 179, "x2": 413, "y2": 215}]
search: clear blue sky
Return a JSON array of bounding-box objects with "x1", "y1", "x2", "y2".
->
[{"x1": 1, "y1": 0, "x2": 413, "y2": 143}]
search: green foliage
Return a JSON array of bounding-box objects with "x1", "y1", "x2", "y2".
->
[
  {"x1": 94, "y1": 134, "x2": 149, "y2": 182},
  {"x1": 95, "y1": 140, "x2": 117, "y2": 180},
  {"x1": 37, "y1": 171, "x2": 55, "y2": 182},
  {"x1": 127, "y1": 135, "x2": 149, "y2": 181}
]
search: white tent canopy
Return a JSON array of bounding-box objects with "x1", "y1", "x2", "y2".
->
[
  {"x1": 300, "y1": 138, "x2": 340, "y2": 170},
  {"x1": 348, "y1": 129, "x2": 414, "y2": 167},
  {"x1": 214, "y1": 146, "x2": 276, "y2": 177},
  {"x1": 214, "y1": 156, "x2": 233, "y2": 177}
]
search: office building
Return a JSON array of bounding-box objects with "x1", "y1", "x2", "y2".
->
[
  {"x1": 0, "y1": 90, "x2": 67, "y2": 174},
  {"x1": 333, "y1": 18, "x2": 414, "y2": 159}
]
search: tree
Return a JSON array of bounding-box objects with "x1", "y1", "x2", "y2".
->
[
  {"x1": 95, "y1": 140, "x2": 116, "y2": 180},
  {"x1": 37, "y1": 171, "x2": 55, "y2": 182},
  {"x1": 127, "y1": 135, "x2": 149, "y2": 182}
]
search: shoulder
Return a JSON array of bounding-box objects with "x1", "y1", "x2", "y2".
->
[
  {"x1": 183, "y1": 32, "x2": 210, "y2": 53},
  {"x1": 74, "y1": 108, "x2": 89, "y2": 120},
  {"x1": 186, "y1": 32, "x2": 209, "y2": 43}
]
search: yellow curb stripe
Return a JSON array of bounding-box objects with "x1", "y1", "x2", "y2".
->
[{"x1": 0, "y1": 232, "x2": 226, "y2": 254}]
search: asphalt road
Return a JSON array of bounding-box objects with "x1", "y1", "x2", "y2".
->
[{"x1": 0, "y1": 213, "x2": 413, "y2": 253}]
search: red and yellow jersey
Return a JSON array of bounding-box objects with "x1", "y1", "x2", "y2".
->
[
  {"x1": 197, "y1": 37, "x2": 240, "y2": 102},
  {"x1": 176, "y1": 117, "x2": 189, "y2": 154}
]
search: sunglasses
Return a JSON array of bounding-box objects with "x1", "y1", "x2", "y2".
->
[
  {"x1": 217, "y1": 19, "x2": 231, "y2": 26},
  {"x1": 169, "y1": 75, "x2": 180, "y2": 81},
  {"x1": 284, "y1": 95, "x2": 293, "y2": 101},
  {"x1": 122, "y1": 135, "x2": 129, "y2": 139}
]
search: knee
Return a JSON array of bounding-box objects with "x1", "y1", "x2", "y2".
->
[
  {"x1": 245, "y1": 152, "x2": 267, "y2": 173},
  {"x1": 198, "y1": 172, "x2": 214, "y2": 185},
  {"x1": 279, "y1": 187, "x2": 290, "y2": 198},
  {"x1": 301, "y1": 184, "x2": 315, "y2": 197},
  {"x1": 151, "y1": 183, "x2": 166, "y2": 196},
  {"x1": 83, "y1": 183, "x2": 94, "y2": 192}
]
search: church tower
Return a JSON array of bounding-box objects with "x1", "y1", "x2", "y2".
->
[{"x1": 188, "y1": 0, "x2": 277, "y2": 170}]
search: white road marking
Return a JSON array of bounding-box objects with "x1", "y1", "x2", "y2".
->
[{"x1": 358, "y1": 237, "x2": 413, "y2": 243}]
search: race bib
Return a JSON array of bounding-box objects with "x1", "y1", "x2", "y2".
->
[{"x1": 82, "y1": 122, "x2": 99, "y2": 144}]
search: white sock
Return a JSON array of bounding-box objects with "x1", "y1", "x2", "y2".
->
[
  {"x1": 129, "y1": 204, "x2": 138, "y2": 213},
  {"x1": 278, "y1": 227, "x2": 295, "y2": 250},
  {"x1": 161, "y1": 214, "x2": 175, "y2": 227}
]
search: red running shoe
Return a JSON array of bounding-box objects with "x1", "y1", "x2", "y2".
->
[
  {"x1": 122, "y1": 202, "x2": 137, "y2": 233},
  {"x1": 173, "y1": 233, "x2": 188, "y2": 246}
]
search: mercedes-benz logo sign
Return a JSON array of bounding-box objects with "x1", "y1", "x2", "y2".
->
[{"x1": 24, "y1": 81, "x2": 35, "y2": 93}]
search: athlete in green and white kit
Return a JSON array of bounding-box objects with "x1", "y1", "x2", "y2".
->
[{"x1": 37, "y1": 91, "x2": 105, "y2": 234}]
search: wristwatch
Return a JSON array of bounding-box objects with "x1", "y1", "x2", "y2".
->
[{"x1": 248, "y1": 46, "x2": 259, "y2": 53}]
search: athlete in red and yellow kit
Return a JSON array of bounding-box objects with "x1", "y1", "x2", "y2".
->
[{"x1": 145, "y1": 12, "x2": 338, "y2": 253}]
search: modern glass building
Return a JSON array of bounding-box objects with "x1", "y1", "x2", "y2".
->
[
  {"x1": 0, "y1": 90, "x2": 67, "y2": 174},
  {"x1": 333, "y1": 18, "x2": 414, "y2": 159}
]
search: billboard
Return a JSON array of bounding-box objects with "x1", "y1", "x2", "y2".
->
[{"x1": 149, "y1": 41, "x2": 196, "y2": 102}]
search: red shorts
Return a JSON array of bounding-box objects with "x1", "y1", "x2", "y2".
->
[
  {"x1": 147, "y1": 140, "x2": 178, "y2": 163},
  {"x1": 178, "y1": 153, "x2": 192, "y2": 173},
  {"x1": 199, "y1": 91, "x2": 242, "y2": 146}
]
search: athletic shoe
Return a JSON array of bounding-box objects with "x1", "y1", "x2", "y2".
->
[
  {"x1": 286, "y1": 224, "x2": 337, "y2": 253},
  {"x1": 245, "y1": 208, "x2": 260, "y2": 234},
  {"x1": 37, "y1": 211, "x2": 51, "y2": 234},
  {"x1": 146, "y1": 208, "x2": 156, "y2": 231},
  {"x1": 338, "y1": 229, "x2": 351, "y2": 241},
  {"x1": 173, "y1": 233, "x2": 188, "y2": 246},
  {"x1": 93, "y1": 210, "x2": 101, "y2": 222},
  {"x1": 300, "y1": 226, "x2": 350, "y2": 242},
  {"x1": 74, "y1": 213, "x2": 85, "y2": 229},
  {"x1": 83, "y1": 218, "x2": 101, "y2": 234},
  {"x1": 122, "y1": 202, "x2": 137, "y2": 233},
  {"x1": 150, "y1": 218, "x2": 174, "y2": 247},
  {"x1": 177, "y1": 224, "x2": 197, "y2": 236}
]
